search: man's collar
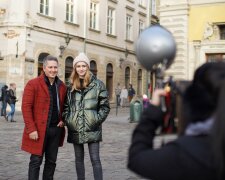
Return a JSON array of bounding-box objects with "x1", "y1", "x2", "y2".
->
[{"x1": 44, "y1": 74, "x2": 58, "y2": 85}]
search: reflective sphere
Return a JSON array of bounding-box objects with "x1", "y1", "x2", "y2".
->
[{"x1": 136, "y1": 25, "x2": 176, "y2": 70}]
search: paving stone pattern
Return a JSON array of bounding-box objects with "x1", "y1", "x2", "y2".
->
[{"x1": 0, "y1": 107, "x2": 176, "y2": 180}]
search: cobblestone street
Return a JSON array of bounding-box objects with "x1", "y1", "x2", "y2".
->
[
  {"x1": 0, "y1": 107, "x2": 139, "y2": 180},
  {"x1": 0, "y1": 107, "x2": 176, "y2": 180}
]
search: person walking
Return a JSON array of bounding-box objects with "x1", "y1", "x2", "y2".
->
[
  {"x1": 120, "y1": 86, "x2": 128, "y2": 107},
  {"x1": 1, "y1": 85, "x2": 8, "y2": 117},
  {"x1": 62, "y1": 52, "x2": 110, "y2": 180},
  {"x1": 115, "y1": 82, "x2": 122, "y2": 106},
  {"x1": 6, "y1": 83, "x2": 17, "y2": 122},
  {"x1": 21, "y1": 55, "x2": 67, "y2": 180},
  {"x1": 128, "y1": 62, "x2": 225, "y2": 180},
  {"x1": 128, "y1": 83, "x2": 135, "y2": 103}
]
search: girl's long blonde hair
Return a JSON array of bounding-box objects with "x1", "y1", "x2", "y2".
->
[{"x1": 70, "y1": 67, "x2": 91, "y2": 91}]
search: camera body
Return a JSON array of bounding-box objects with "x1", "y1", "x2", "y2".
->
[{"x1": 160, "y1": 79, "x2": 190, "y2": 134}]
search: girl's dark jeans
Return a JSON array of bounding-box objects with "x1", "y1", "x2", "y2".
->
[{"x1": 73, "y1": 142, "x2": 102, "y2": 180}]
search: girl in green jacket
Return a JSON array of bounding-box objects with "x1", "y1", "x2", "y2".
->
[{"x1": 63, "y1": 52, "x2": 110, "y2": 180}]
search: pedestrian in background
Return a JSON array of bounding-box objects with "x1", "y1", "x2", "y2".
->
[
  {"x1": 21, "y1": 55, "x2": 67, "y2": 180},
  {"x1": 128, "y1": 62, "x2": 225, "y2": 180},
  {"x1": 120, "y1": 86, "x2": 128, "y2": 107},
  {"x1": 1, "y1": 85, "x2": 8, "y2": 117},
  {"x1": 142, "y1": 94, "x2": 150, "y2": 109},
  {"x1": 6, "y1": 83, "x2": 17, "y2": 122},
  {"x1": 62, "y1": 52, "x2": 110, "y2": 180},
  {"x1": 128, "y1": 83, "x2": 135, "y2": 103},
  {"x1": 115, "y1": 82, "x2": 122, "y2": 106}
]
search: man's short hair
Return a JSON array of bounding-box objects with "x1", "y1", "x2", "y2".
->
[{"x1": 43, "y1": 55, "x2": 58, "y2": 67}]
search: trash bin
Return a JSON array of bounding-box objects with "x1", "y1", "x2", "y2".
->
[{"x1": 130, "y1": 100, "x2": 143, "y2": 123}]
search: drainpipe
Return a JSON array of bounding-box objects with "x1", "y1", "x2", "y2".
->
[
  {"x1": 83, "y1": 1, "x2": 87, "y2": 53},
  {"x1": 146, "y1": 0, "x2": 152, "y2": 97}
]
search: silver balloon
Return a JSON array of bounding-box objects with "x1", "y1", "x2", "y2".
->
[{"x1": 136, "y1": 25, "x2": 176, "y2": 71}]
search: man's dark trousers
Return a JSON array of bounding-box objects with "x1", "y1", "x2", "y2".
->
[{"x1": 28, "y1": 127, "x2": 62, "y2": 180}]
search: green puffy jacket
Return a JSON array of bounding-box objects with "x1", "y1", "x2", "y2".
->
[{"x1": 62, "y1": 74, "x2": 110, "y2": 144}]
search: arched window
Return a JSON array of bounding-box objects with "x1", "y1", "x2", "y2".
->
[
  {"x1": 65, "y1": 56, "x2": 73, "y2": 85},
  {"x1": 137, "y1": 69, "x2": 142, "y2": 96},
  {"x1": 90, "y1": 60, "x2": 97, "y2": 76},
  {"x1": 38, "y1": 53, "x2": 49, "y2": 76},
  {"x1": 125, "y1": 66, "x2": 130, "y2": 88},
  {"x1": 106, "y1": 63, "x2": 113, "y2": 100}
]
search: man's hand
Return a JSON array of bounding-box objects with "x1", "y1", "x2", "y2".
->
[
  {"x1": 57, "y1": 121, "x2": 64, "y2": 127},
  {"x1": 29, "y1": 131, "x2": 39, "y2": 141},
  {"x1": 150, "y1": 89, "x2": 167, "y2": 106}
]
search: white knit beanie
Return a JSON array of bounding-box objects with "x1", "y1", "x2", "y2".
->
[{"x1": 73, "y1": 52, "x2": 90, "y2": 68}]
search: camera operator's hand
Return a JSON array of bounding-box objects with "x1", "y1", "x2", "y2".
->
[
  {"x1": 139, "y1": 89, "x2": 167, "y2": 128},
  {"x1": 150, "y1": 89, "x2": 167, "y2": 106}
]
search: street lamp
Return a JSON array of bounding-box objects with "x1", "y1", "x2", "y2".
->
[
  {"x1": 59, "y1": 33, "x2": 72, "y2": 57},
  {"x1": 119, "y1": 48, "x2": 129, "y2": 68}
]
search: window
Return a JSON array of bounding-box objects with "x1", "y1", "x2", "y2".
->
[
  {"x1": 106, "y1": 63, "x2": 113, "y2": 100},
  {"x1": 137, "y1": 69, "x2": 142, "y2": 96},
  {"x1": 40, "y1": 0, "x2": 50, "y2": 16},
  {"x1": 107, "y1": 7, "x2": 115, "y2": 35},
  {"x1": 218, "y1": 25, "x2": 225, "y2": 40},
  {"x1": 139, "y1": 20, "x2": 144, "y2": 35},
  {"x1": 65, "y1": 56, "x2": 73, "y2": 85},
  {"x1": 90, "y1": 2, "x2": 99, "y2": 30},
  {"x1": 206, "y1": 53, "x2": 225, "y2": 62},
  {"x1": 38, "y1": 53, "x2": 49, "y2": 76},
  {"x1": 126, "y1": 15, "x2": 133, "y2": 40},
  {"x1": 151, "y1": 0, "x2": 156, "y2": 16},
  {"x1": 90, "y1": 60, "x2": 97, "y2": 76},
  {"x1": 66, "y1": 0, "x2": 77, "y2": 23},
  {"x1": 125, "y1": 67, "x2": 130, "y2": 88},
  {"x1": 139, "y1": 0, "x2": 146, "y2": 7}
]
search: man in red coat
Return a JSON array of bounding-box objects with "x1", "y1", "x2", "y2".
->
[{"x1": 21, "y1": 55, "x2": 67, "y2": 180}]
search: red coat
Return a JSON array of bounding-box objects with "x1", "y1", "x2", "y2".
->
[{"x1": 21, "y1": 74, "x2": 67, "y2": 155}]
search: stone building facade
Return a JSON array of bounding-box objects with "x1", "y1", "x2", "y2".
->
[
  {"x1": 159, "y1": 0, "x2": 225, "y2": 81},
  {"x1": 0, "y1": 0, "x2": 153, "y2": 109}
]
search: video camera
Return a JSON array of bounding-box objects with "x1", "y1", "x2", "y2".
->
[{"x1": 136, "y1": 25, "x2": 189, "y2": 134}]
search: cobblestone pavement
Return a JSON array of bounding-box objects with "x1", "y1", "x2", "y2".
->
[{"x1": 0, "y1": 107, "x2": 177, "y2": 180}]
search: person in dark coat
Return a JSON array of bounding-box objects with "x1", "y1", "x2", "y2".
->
[
  {"x1": 128, "y1": 62, "x2": 225, "y2": 180},
  {"x1": 21, "y1": 55, "x2": 67, "y2": 180},
  {"x1": 128, "y1": 83, "x2": 135, "y2": 103},
  {"x1": 115, "y1": 82, "x2": 122, "y2": 106},
  {"x1": 62, "y1": 52, "x2": 110, "y2": 180},
  {"x1": 1, "y1": 85, "x2": 8, "y2": 117},
  {"x1": 6, "y1": 83, "x2": 17, "y2": 122}
]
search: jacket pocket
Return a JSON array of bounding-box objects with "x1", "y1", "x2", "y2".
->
[{"x1": 66, "y1": 111, "x2": 79, "y2": 132}]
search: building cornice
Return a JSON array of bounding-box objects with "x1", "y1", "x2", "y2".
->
[
  {"x1": 32, "y1": 25, "x2": 135, "y2": 55},
  {"x1": 32, "y1": 25, "x2": 82, "y2": 41},
  {"x1": 125, "y1": 5, "x2": 135, "y2": 12},
  {"x1": 160, "y1": 4, "x2": 189, "y2": 12},
  {"x1": 138, "y1": 11, "x2": 147, "y2": 17},
  {"x1": 189, "y1": 0, "x2": 225, "y2": 5},
  {"x1": 108, "y1": 0, "x2": 118, "y2": 4},
  {"x1": 86, "y1": 39, "x2": 135, "y2": 55}
]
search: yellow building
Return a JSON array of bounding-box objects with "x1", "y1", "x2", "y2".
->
[
  {"x1": 160, "y1": 0, "x2": 225, "y2": 80},
  {"x1": 188, "y1": 3, "x2": 225, "y2": 77}
]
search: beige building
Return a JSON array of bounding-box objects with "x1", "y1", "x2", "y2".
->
[
  {"x1": 0, "y1": 0, "x2": 153, "y2": 109},
  {"x1": 159, "y1": 0, "x2": 225, "y2": 80}
]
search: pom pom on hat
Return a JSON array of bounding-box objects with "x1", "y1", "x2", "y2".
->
[{"x1": 73, "y1": 52, "x2": 90, "y2": 68}]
